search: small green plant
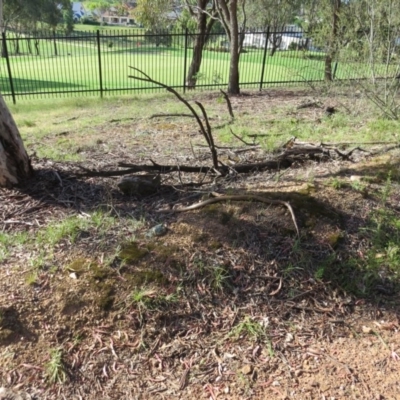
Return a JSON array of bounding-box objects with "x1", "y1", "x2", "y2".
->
[
  {"x1": 229, "y1": 317, "x2": 266, "y2": 341},
  {"x1": 381, "y1": 172, "x2": 392, "y2": 203},
  {"x1": 37, "y1": 217, "x2": 85, "y2": 246},
  {"x1": 350, "y1": 180, "x2": 367, "y2": 193},
  {"x1": 130, "y1": 287, "x2": 178, "y2": 311},
  {"x1": 45, "y1": 348, "x2": 67, "y2": 384},
  {"x1": 283, "y1": 263, "x2": 303, "y2": 278},
  {"x1": 329, "y1": 177, "x2": 344, "y2": 190},
  {"x1": 25, "y1": 271, "x2": 38, "y2": 286},
  {"x1": 209, "y1": 264, "x2": 232, "y2": 291},
  {"x1": 28, "y1": 250, "x2": 50, "y2": 271},
  {"x1": 266, "y1": 339, "x2": 275, "y2": 358},
  {"x1": 0, "y1": 232, "x2": 29, "y2": 262},
  {"x1": 314, "y1": 266, "x2": 325, "y2": 280}
]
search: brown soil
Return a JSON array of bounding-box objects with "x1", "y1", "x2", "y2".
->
[{"x1": 1, "y1": 90, "x2": 400, "y2": 400}]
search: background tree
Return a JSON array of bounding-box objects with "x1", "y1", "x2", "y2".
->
[
  {"x1": 246, "y1": 0, "x2": 302, "y2": 56},
  {"x1": 302, "y1": 0, "x2": 353, "y2": 81},
  {"x1": 62, "y1": 0, "x2": 75, "y2": 35},
  {"x1": 215, "y1": 0, "x2": 246, "y2": 94},
  {"x1": 344, "y1": 0, "x2": 400, "y2": 118},
  {"x1": 134, "y1": 0, "x2": 174, "y2": 28},
  {"x1": 180, "y1": 0, "x2": 219, "y2": 89}
]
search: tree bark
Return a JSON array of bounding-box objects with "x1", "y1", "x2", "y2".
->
[
  {"x1": 185, "y1": 1, "x2": 215, "y2": 89},
  {"x1": 227, "y1": 0, "x2": 240, "y2": 94},
  {"x1": 325, "y1": 0, "x2": 341, "y2": 81},
  {"x1": 0, "y1": 94, "x2": 33, "y2": 187}
]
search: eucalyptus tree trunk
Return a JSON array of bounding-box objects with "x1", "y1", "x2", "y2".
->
[
  {"x1": 0, "y1": 94, "x2": 33, "y2": 187},
  {"x1": 216, "y1": 0, "x2": 241, "y2": 94},
  {"x1": 185, "y1": 1, "x2": 216, "y2": 89},
  {"x1": 325, "y1": 0, "x2": 341, "y2": 81}
]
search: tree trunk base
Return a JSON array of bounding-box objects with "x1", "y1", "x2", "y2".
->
[{"x1": 0, "y1": 95, "x2": 33, "y2": 187}]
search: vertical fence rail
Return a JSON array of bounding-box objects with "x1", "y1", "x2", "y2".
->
[
  {"x1": 259, "y1": 27, "x2": 270, "y2": 91},
  {"x1": 2, "y1": 32, "x2": 16, "y2": 104},
  {"x1": 0, "y1": 28, "x2": 372, "y2": 101},
  {"x1": 96, "y1": 30, "x2": 103, "y2": 98},
  {"x1": 183, "y1": 28, "x2": 189, "y2": 94},
  {"x1": 333, "y1": 61, "x2": 338, "y2": 80}
]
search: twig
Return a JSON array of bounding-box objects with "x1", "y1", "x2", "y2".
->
[
  {"x1": 229, "y1": 128, "x2": 254, "y2": 146},
  {"x1": 195, "y1": 101, "x2": 218, "y2": 169},
  {"x1": 248, "y1": 133, "x2": 285, "y2": 138},
  {"x1": 149, "y1": 113, "x2": 195, "y2": 119},
  {"x1": 189, "y1": 140, "x2": 197, "y2": 160},
  {"x1": 220, "y1": 89, "x2": 234, "y2": 119},
  {"x1": 322, "y1": 140, "x2": 400, "y2": 146},
  {"x1": 109, "y1": 117, "x2": 135, "y2": 123},
  {"x1": 296, "y1": 101, "x2": 322, "y2": 109}
]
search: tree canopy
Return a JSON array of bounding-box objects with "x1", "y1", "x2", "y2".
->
[{"x1": 3, "y1": 0, "x2": 73, "y2": 31}]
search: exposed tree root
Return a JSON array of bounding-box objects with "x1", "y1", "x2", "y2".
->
[{"x1": 158, "y1": 192, "x2": 300, "y2": 238}]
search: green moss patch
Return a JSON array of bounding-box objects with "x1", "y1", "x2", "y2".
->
[
  {"x1": 127, "y1": 269, "x2": 168, "y2": 286},
  {"x1": 119, "y1": 242, "x2": 149, "y2": 263},
  {"x1": 67, "y1": 258, "x2": 98, "y2": 275}
]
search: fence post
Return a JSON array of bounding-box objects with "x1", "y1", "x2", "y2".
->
[
  {"x1": 52, "y1": 30, "x2": 58, "y2": 56},
  {"x1": 2, "y1": 32, "x2": 16, "y2": 104},
  {"x1": 259, "y1": 27, "x2": 270, "y2": 91},
  {"x1": 333, "y1": 61, "x2": 338, "y2": 80},
  {"x1": 183, "y1": 28, "x2": 189, "y2": 93},
  {"x1": 96, "y1": 30, "x2": 103, "y2": 98}
]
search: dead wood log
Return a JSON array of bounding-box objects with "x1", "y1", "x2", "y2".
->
[{"x1": 78, "y1": 158, "x2": 293, "y2": 178}]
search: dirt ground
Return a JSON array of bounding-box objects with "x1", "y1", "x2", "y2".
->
[{"x1": 1, "y1": 90, "x2": 400, "y2": 400}]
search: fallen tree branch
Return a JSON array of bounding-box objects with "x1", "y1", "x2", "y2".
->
[
  {"x1": 370, "y1": 143, "x2": 400, "y2": 155},
  {"x1": 158, "y1": 193, "x2": 300, "y2": 238},
  {"x1": 296, "y1": 101, "x2": 322, "y2": 110},
  {"x1": 149, "y1": 113, "x2": 195, "y2": 119},
  {"x1": 110, "y1": 117, "x2": 135, "y2": 123},
  {"x1": 77, "y1": 158, "x2": 293, "y2": 178},
  {"x1": 322, "y1": 141, "x2": 399, "y2": 146}
]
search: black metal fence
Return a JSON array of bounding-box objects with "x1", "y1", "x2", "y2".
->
[{"x1": 0, "y1": 27, "x2": 371, "y2": 103}]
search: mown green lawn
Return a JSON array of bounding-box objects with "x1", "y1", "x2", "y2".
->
[{"x1": 0, "y1": 31, "x2": 384, "y2": 98}]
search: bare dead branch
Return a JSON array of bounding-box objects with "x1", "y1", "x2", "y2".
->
[
  {"x1": 296, "y1": 101, "x2": 322, "y2": 110},
  {"x1": 149, "y1": 113, "x2": 195, "y2": 119},
  {"x1": 194, "y1": 101, "x2": 218, "y2": 168},
  {"x1": 220, "y1": 90, "x2": 234, "y2": 119},
  {"x1": 109, "y1": 117, "x2": 135, "y2": 123},
  {"x1": 229, "y1": 128, "x2": 254, "y2": 146},
  {"x1": 321, "y1": 141, "x2": 399, "y2": 146},
  {"x1": 128, "y1": 67, "x2": 217, "y2": 164}
]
